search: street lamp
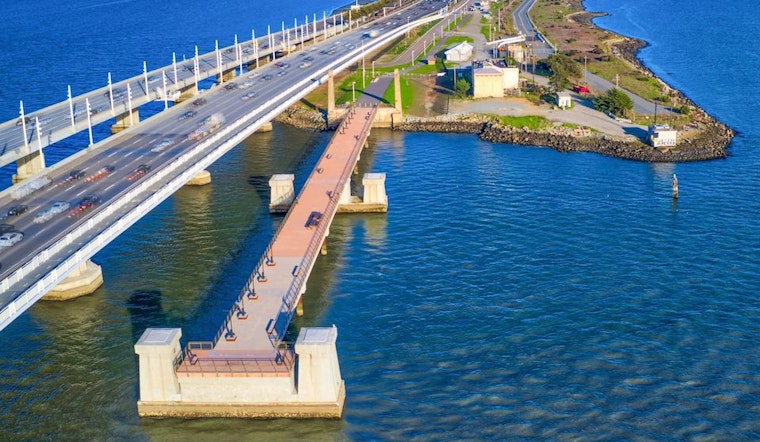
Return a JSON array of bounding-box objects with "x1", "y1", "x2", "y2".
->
[
  {"x1": 411, "y1": 50, "x2": 415, "y2": 67},
  {"x1": 351, "y1": 81, "x2": 356, "y2": 103}
]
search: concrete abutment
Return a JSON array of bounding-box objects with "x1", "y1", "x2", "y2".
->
[
  {"x1": 135, "y1": 326, "x2": 344, "y2": 418},
  {"x1": 43, "y1": 260, "x2": 104, "y2": 301}
]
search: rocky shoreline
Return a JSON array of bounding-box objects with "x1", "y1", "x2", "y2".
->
[
  {"x1": 276, "y1": 105, "x2": 733, "y2": 162},
  {"x1": 398, "y1": 116, "x2": 733, "y2": 162}
]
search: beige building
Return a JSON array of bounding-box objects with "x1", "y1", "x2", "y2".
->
[{"x1": 471, "y1": 60, "x2": 520, "y2": 98}]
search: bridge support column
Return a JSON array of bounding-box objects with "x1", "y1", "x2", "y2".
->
[
  {"x1": 134, "y1": 328, "x2": 183, "y2": 410},
  {"x1": 175, "y1": 84, "x2": 198, "y2": 103},
  {"x1": 362, "y1": 173, "x2": 387, "y2": 206},
  {"x1": 269, "y1": 174, "x2": 295, "y2": 213},
  {"x1": 217, "y1": 68, "x2": 236, "y2": 85},
  {"x1": 43, "y1": 260, "x2": 104, "y2": 301},
  {"x1": 295, "y1": 326, "x2": 345, "y2": 412},
  {"x1": 296, "y1": 298, "x2": 304, "y2": 316},
  {"x1": 111, "y1": 109, "x2": 139, "y2": 134},
  {"x1": 320, "y1": 238, "x2": 328, "y2": 256},
  {"x1": 185, "y1": 170, "x2": 211, "y2": 186},
  {"x1": 327, "y1": 70, "x2": 336, "y2": 123},
  {"x1": 337, "y1": 172, "x2": 388, "y2": 213},
  {"x1": 394, "y1": 68, "x2": 402, "y2": 113},
  {"x1": 257, "y1": 121, "x2": 273, "y2": 132},
  {"x1": 12, "y1": 149, "x2": 46, "y2": 184},
  {"x1": 339, "y1": 180, "x2": 352, "y2": 206}
]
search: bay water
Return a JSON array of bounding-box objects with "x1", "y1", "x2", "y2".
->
[{"x1": 1, "y1": 0, "x2": 759, "y2": 439}]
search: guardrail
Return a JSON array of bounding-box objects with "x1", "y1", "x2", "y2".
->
[
  {"x1": 0, "y1": 7, "x2": 448, "y2": 333},
  {"x1": 175, "y1": 341, "x2": 295, "y2": 374}
]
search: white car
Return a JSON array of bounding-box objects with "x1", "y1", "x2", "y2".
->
[
  {"x1": 0, "y1": 232, "x2": 23, "y2": 247},
  {"x1": 34, "y1": 201, "x2": 70, "y2": 224},
  {"x1": 50, "y1": 201, "x2": 70, "y2": 214}
]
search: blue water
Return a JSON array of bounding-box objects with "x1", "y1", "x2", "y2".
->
[{"x1": 2, "y1": 0, "x2": 760, "y2": 440}]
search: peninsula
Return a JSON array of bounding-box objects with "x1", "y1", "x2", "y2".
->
[{"x1": 280, "y1": 0, "x2": 734, "y2": 162}]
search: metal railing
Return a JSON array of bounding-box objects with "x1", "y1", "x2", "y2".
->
[{"x1": 175, "y1": 341, "x2": 296, "y2": 374}]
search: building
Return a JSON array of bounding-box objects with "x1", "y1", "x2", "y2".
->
[
  {"x1": 649, "y1": 124, "x2": 678, "y2": 147},
  {"x1": 445, "y1": 42, "x2": 474, "y2": 63},
  {"x1": 557, "y1": 91, "x2": 572, "y2": 109},
  {"x1": 471, "y1": 60, "x2": 520, "y2": 98}
]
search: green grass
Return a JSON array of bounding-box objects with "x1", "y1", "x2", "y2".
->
[
  {"x1": 410, "y1": 64, "x2": 439, "y2": 74},
  {"x1": 490, "y1": 115, "x2": 550, "y2": 130},
  {"x1": 586, "y1": 58, "x2": 662, "y2": 101},
  {"x1": 382, "y1": 76, "x2": 415, "y2": 112}
]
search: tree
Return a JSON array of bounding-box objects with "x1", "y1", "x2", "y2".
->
[
  {"x1": 593, "y1": 88, "x2": 634, "y2": 117},
  {"x1": 455, "y1": 78, "x2": 471, "y2": 97},
  {"x1": 545, "y1": 53, "x2": 581, "y2": 93}
]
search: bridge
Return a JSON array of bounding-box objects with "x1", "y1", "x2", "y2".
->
[{"x1": 0, "y1": 0, "x2": 454, "y2": 334}]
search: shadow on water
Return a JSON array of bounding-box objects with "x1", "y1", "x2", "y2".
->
[{"x1": 126, "y1": 289, "x2": 169, "y2": 343}]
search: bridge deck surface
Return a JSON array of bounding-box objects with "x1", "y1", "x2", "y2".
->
[{"x1": 179, "y1": 106, "x2": 376, "y2": 368}]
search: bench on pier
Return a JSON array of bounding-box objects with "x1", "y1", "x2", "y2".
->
[{"x1": 305, "y1": 211, "x2": 322, "y2": 229}]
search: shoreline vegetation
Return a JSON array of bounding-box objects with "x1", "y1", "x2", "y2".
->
[{"x1": 278, "y1": 0, "x2": 734, "y2": 162}]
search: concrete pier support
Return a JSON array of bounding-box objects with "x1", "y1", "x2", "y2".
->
[
  {"x1": 337, "y1": 172, "x2": 388, "y2": 213},
  {"x1": 134, "y1": 328, "x2": 183, "y2": 406},
  {"x1": 111, "y1": 109, "x2": 139, "y2": 134},
  {"x1": 12, "y1": 150, "x2": 46, "y2": 184},
  {"x1": 185, "y1": 170, "x2": 211, "y2": 186},
  {"x1": 175, "y1": 84, "x2": 198, "y2": 103},
  {"x1": 43, "y1": 260, "x2": 104, "y2": 300},
  {"x1": 269, "y1": 174, "x2": 295, "y2": 213},
  {"x1": 296, "y1": 298, "x2": 304, "y2": 316},
  {"x1": 217, "y1": 68, "x2": 236, "y2": 85},
  {"x1": 294, "y1": 326, "x2": 344, "y2": 410},
  {"x1": 257, "y1": 121, "x2": 274, "y2": 132}
]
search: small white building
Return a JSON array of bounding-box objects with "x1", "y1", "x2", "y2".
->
[
  {"x1": 445, "y1": 42, "x2": 474, "y2": 63},
  {"x1": 557, "y1": 91, "x2": 572, "y2": 109},
  {"x1": 649, "y1": 124, "x2": 678, "y2": 147}
]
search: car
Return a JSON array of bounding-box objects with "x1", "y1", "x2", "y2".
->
[
  {"x1": 0, "y1": 232, "x2": 23, "y2": 248},
  {"x1": 127, "y1": 164, "x2": 151, "y2": 181},
  {"x1": 224, "y1": 83, "x2": 237, "y2": 90},
  {"x1": 240, "y1": 81, "x2": 255, "y2": 89},
  {"x1": 276, "y1": 70, "x2": 287, "y2": 77},
  {"x1": 69, "y1": 170, "x2": 86, "y2": 180},
  {"x1": 299, "y1": 61, "x2": 312, "y2": 69},
  {"x1": 192, "y1": 98, "x2": 207, "y2": 106},
  {"x1": 262, "y1": 74, "x2": 273, "y2": 81},
  {"x1": 242, "y1": 91, "x2": 257, "y2": 100},
  {"x1": 7, "y1": 205, "x2": 28, "y2": 217},
  {"x1": 15, "y1": 117, "x2": 32, "y2": 127},
  {"x1": 51, "y1": 201, "x2": 71, "y2": 214},
  {"x1": 77, "y1": 195, "x2": 101, "y2": 210},
  {"x1": 86, "y1": 165, "x2": 115, "y2": 181},
  {"x1": 0, "y1": 224, "x2": 15, "y2": 235},
  {"x1": 179, "y1": 110, "x2": 197, "y2": 120}
]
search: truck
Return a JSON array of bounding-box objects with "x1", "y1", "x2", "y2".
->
[
  {"x1": 188, "y1": 113, "x2": 225, "y2": 140},
  {"x1": 365, "y1": 29, "x2": 379, "y2": 38}
]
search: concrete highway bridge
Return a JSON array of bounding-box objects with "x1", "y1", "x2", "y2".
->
[{"x1": 0, "y1": 0, "x2": 455, "y2": 338}]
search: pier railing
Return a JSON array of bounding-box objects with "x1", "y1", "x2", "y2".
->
[
  {"x1": 176, "y1": 341, "x2": 296, "y2": 374},
  {"x1": 268, "y1": 104, "x2": 378, "y2": 347}
]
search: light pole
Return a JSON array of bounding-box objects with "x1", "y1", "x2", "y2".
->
[
  {"x1": 351, "y1": 81, "x2": 356, "y2": 103},
  {"x1": 85, "y1": 98, "x2": 94, "y2": 146},
  {"x1": 372, "y1": 60, "x2": 375, "y2": 78},
  {"x1": 411, "y1": 50, "x2": 415, "y2": 67}
]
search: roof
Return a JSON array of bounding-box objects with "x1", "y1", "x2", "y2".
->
[{"x1": 445, "y1": 41, "x2": 474, "y2": 54}]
